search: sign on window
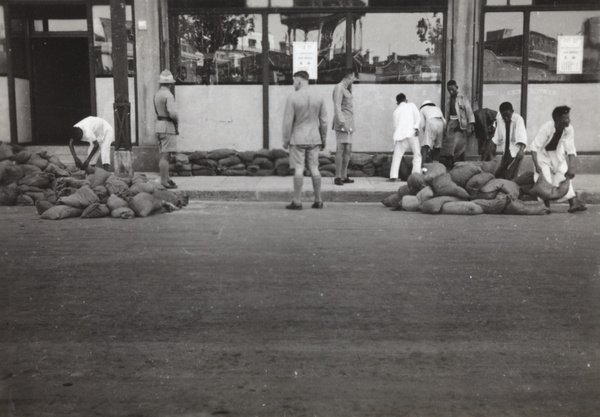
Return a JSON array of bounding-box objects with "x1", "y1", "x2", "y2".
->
[
  {"x1": 557, "y1": 36, "x2": 584, "y2": 74},
  {"x1": 293, "y1": 42, "x2": 318, "y2": 80}
]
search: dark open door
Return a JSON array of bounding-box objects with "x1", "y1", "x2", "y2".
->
[{"x1": 31, "y1": 37, "x2": 91, "y2": 144}]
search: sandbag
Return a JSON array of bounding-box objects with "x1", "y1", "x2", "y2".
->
[
  {"x1": 407, "y1": 173, "x2": 426, "y2": 194},
  {"x1": 382, "y1": 193, "x2": 400, "y2": 208},
  {"x1": 129, "y1": 182, "x2": 155, "y2": 196},
  {"x1": 18, "y1": 172, "x2": 55, "y2": 189},
  {"x1": 397, "y1": 184, "x2": 411, "y2": 199},
  {"x1": 27, "y1": 154, "x2": 49, "y2": 170},
  {"x1": 41, "y1": 205, "x2": 83, "y2": 220},
  {"x1": 131, "y1": 173, "x2": 149, "y2": 184},
  {"x1": 57, "y1": 185, "x2": 99, "y2": 209},
  {"x1": 36, "y1": 200, "x2": 54, "y2": 215},
  {"x1": 24, "y1": 191, "x2": 46, "y2": 204},
  {"x1": 256, "y1": 169, "x2": 275, "y2": 176},
  {"x1": 423, "y1": 162, "x2": 447, "y2": 184},
  {"x1": 193, "y1": 158, "x2": 219, "y2": 169},
  {"x1": 107, "y1": 194, "x2": 129, "y2": 211},
  {"x1": 479, "y1": 178, "x2": 520, "y2": 199},
  {"x1": 0, "y1": 142, "x2": 13, "y2": 161},
  {"x1": 504, "y1": 197, "x2": 550, "y2": 215},
  {"x1": 20, "y1": 164, "x2": 42, "y2": 176},
  {"x1": 130, "y1": 192, "x2": 164, "y2": 217},
  {"x1": 252, "y1": 157, "x2": 274, "y2": 170},
  {"x1": 449, "y1": 164, "x2": 482, "y2": 188},
  {"x1": 513, "y1": 171, "x2": 535, "y2": 187},
  {"x1": 362, "y1": 163, "x2": 376, "y2": 177},
  {"x1": 104, "y1": 176, "x2": 130, "y2": 198},
  {"x1": 218, "y1": 155, "x2": 242, "y2": 167},
  {"x1": 269, "y1": 148, "x2": 288, "y2": 160},
  {"x1": 465, "y1": 172, "x2": 495, "y2": 197},
  {"x1": 11, "y1": 150, "x2": 33, "y2": 164},
  {"x1": 472, "y1": 196, "x2": 509, "y2": 214},
  {"x1": 416, "y1": 186, "x2": 435, "y2": 204},
  {"x1": 43, "y1": 189, "x2": 57, "y2": 204},
  {"x1": 0, "y1": 184, "x2": 18, "y2": 205},
  {"x1": 88, "y1": 167, "x2": 112, "y2": 188},
  {"x1": 111, "y1": 207, "x2": 135, "y2": 219},
  {"x1": 193, "y1": 169, "x2": 217, "y2": 176},
  {"x1": 529, "y1": 175, "x2": 570, "y2": 201},
  {"x1": 174, "y1": 153, "x2": 190, "y2": 166},
  {"x1": 15, "y1": 194, "x2": 35, "y2": 206},
  {"x1": 431, "y1": 173, "x2": 470, "y2": 200},
  {"x1": 207, "y1": 149, "x2": 237, "y2": 160},
  {"x1": 44, "y1": 163, "x2": 70, "y2": 178},
  {"x1": 238, "y1": 151, "x2": 256, "y2": 163},
  {"x1": 319, "y1": 163, "x2": 336, "y2": 173},
  {"x1": 441, "y1": 201, "x2": 484, "y2": 215},
  {"x1": 47, "y1": 155, "x2": 66, "y2": 169},
  {"x1": 401, "y1": 195, "x2": 420, "y2": 212},
  {"x1": 2, "y1": 165, "x2": 23, "y2": 184},
  {"x1": 188, "y1": 151, "x2": 208, "y2": 163},
  {"x1": 54, "y1": 177, "x2": 90, "y2": 192},
  {"x1": 154, "y1": 189, "x2": 186, "y2": 208},
  {"x1": 420, "y1": 196, "x2": 461, "y2": 214},
  {"x1": 81, "y1": 203, "x2": 111, "y2": 219},
  {"x1": 93, "y1": 186, "x2": 109, "y2": 203},
  {"x1": 56, "y1": 187, "x2": 79, "y2": 199},
  {"x1": 0, "y1": 160, "x2": 13, "y2": 184}
]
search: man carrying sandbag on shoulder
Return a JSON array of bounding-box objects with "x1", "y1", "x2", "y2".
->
[{"x1": 530, "y1": 105, "x2": 586, "y2": 213}]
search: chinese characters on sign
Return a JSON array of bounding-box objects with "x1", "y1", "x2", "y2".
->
[
  {"x1": 293, "y1": 42, "x2": 318, "y2": 80},
  {"x1": 557, "y1": 36, "x2": 584, "y2": 74}
]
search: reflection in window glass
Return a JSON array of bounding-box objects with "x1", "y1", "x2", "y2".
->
[
  {"x1": 483, "y1": 12, "x2": 523, "y2": 82},
  {"x1": 93, "y1": 5, "x2": 135, "y2": 77},
  {"x1": 10, "y1": 19, "x2": 27, "y2": 78},
  {"x1": 268, "y1": 13, "x2": 346, "y2": 84},
  {"x1": 246, "y1": 0, "x2": 269, "y2": 6},
  {"x1": 529, "y1": 11, "x2": 600, "y2": 82},
  {"x1": 486, "y1": 0, "x2": 506, "y2": 5},
  {"x1": 355, "y1": 13, "x2": 443, "y2": 84},
  {"x1": 509, "y1": 0, "x2": 532, "y2": 5},
  {"x1": 0, "y1": 7, "x2": 6, "y2": 75},
  {"x1": 47, "y1": 19, "x2": 87, "y2": 32},
  {"x1": 173, "y1": 14, "x2": 262, "y2": 84},
  {"x1": 272, "y1": 0, "x2": 368, "y2": 6}
]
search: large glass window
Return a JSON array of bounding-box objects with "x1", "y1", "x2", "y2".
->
[
  {"x1": 482, "y1": 12, "x2": 523, "y2": 83},
  {"x1": 529, "y1": 11, "x2": 600, "y2": 82},
  {"x1": 354, "y1": 12, "x2": 443, "y2": 84},
  {"x1": 172, "y1": 13, "x2": 262, "y2": 84},
  {"x1": 268, "y1": 13, "x2": 346, "y2": 84},
  {"x1": 0, "y1": 7, "x2": 6, "y2": 75},
  {"x1": 93, "y1": 5, "x2": 135, "y2": 77}
]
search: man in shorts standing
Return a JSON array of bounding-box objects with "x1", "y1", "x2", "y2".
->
[
  {"x1": 441, "y1": 80, "x2": 475, "y2": 170},
  {"x1": 154, "y1": 69, "x2": 179, "y2": 189},
  {"x1": 282, "y1": 71, "x2": 328, "y2": 210},
  {"x1": 332, "y1": 70, "x2": 357, "y2": 186}
]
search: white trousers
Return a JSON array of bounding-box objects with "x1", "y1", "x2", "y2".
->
[
  {"x1": 87, "y1": 129, "x2": 115, "y2": 165},
  {"x1": 390, "y1": 136, "x2": 422, "y2": 179},
  {"x1": 533, "y1": 149, "x2": 575, "y2": 202}
]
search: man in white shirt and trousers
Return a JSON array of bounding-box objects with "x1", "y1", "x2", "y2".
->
[
  {"x1": 388, "y1": 93, "x2": 421, "y2": 182},
  {"x1": 491, "y1": 101, "x2": 527, "y2": 180},
  {"x1": 69, "y1": 116, "x2": 115, "y2": 171}
]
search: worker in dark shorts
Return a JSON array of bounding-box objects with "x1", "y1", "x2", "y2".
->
[
  {"x1": 440, "y1": 80, "x2": 475, "y2": 170},
  {"x1": 332, "y1": 70, "x2": 357, "y2": 186}
]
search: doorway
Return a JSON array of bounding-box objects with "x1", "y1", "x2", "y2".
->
[{"x1": 31, "y1": 37, "x2": 91, "y2": 144}]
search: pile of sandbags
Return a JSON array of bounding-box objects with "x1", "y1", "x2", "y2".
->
[
  {"x1": 168, "y1": 148, "x2": 413, "y2": 179},
  {"x1": 381, "y1": 160, "x2": 564, "y2": 215},
  {"x1": 0, "y1": 142, "x2": 187, "y2": 220}
]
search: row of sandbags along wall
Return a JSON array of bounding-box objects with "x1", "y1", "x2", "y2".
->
[
  {"x1": 381, "y1": 159, "x2": 571, "y2": 215},
  {"x1": 0, "y1": 142, "x2": 187, "y2": 220},
  {"x1": 169, "y1": 148, "x2": 413, "y2": 178}
]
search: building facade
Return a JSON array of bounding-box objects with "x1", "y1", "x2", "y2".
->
[{"x1": 0, "y1": 0, "x2": 598, "y2": 170}]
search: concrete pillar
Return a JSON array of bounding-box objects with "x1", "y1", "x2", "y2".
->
[{"x1": 133, "y1": 0, "x2": 165, "y2": 170}]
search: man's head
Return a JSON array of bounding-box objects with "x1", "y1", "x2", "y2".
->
[
  {"x1": 341, "y1": 69, "x2": 358, "y2": 86},
  {"x1": 158, "y1": 69, "x2": 176, "y2": 85},
  {"x1": 70, "y1": 127, "x2": 83, "y2": 142},
  {"x1": 293, "y1": 71, "x2": 309, "y2": 91},
  {"x1": 396, "y1": 93, "x2": 407, "y2": 105},
  {"x1": 499, "y1": 101, "x2": 514, "y2": 123},
  {"x1": 446, "y1": 80, "x2": 459, "y2": 97},
  {"x1": 552, "y1": 105, "x2": 571, "y2": 128}
]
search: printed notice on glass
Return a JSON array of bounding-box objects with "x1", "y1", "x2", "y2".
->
[
  {"x1": 293, "y1": 42, "x2": 318, "y2": 80},
  {"x1": 557, "y1": 36, "x2": 584, "y2": 74}
]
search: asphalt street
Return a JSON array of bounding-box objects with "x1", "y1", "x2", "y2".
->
[{"x1": 1, "y1": 202, "x2": 599, "y2": 417}]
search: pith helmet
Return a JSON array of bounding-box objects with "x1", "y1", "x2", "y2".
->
[{"x1": 158, "y1": 69, "x2": 175, "y2": 84}]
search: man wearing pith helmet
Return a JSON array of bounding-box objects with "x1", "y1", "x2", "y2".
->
[{"x1": 154, "y1": 69, "x2": 179, "y2": 189}]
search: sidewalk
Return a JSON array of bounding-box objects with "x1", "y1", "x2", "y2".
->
[{"x1": 141, "y1": 174, "x2": 600, "y2": 204}]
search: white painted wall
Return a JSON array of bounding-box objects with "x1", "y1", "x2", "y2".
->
[
  {"x1": 15, "y1": 78, "x2": 32, "y2": 143},
  {"x1": 0, "y1": 77, "x2": 10, "y2": 142},
  {"x1": 95, "y1": 77, "x2": 137, "y2": 143}
]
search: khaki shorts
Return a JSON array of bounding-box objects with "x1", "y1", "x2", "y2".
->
[
  {"x1": 157, "y1": 132, "x2": 177, "y2": 153},
  {"x1": 336, "y1": 130, "x2": 353, "y2": 144},
  {"x1": 289, "y1": 145, "x2": 320, "y2": 173}
]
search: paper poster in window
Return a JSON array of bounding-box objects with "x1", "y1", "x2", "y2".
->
[
  {"x1": 557, "y1": 36, "x2": 583, "y2": 74},
  {"x1": 293, "y1": 42, "x2": 318, "y2": 80}
]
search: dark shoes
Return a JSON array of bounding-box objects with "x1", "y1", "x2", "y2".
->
[
  {"x1": 162, "y1": 180, "x2": 178, "y2": 189},
  {"x1": 343, "y1": 177, "x2": 354, "y2": 184},
  {"x1": 334, "y1": 177, "x2": 344, "y2": 186},
  {"x1": 386, "y1": 178, "x2": 397, "y2": 182},
  {"x1": 568, "y1": 200, "x2": 587, "y2": 213},
  {"x1": 311, "y1": 201, "x2": 324, "y2": 209},
  {"x1": 286, "y1": 201, "x2": 302, "y2": 210}
]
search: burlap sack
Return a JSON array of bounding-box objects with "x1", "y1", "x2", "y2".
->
[
  {"x1": 420, "y1": 196, "x2": 462, "y2": 214},
  {"x1": 27, "y1": 154, "x2": 49, "y2": 170},
  {"x1": 0, "y1": 143, "x2": 13, "y2": 161},
  {"x1": 107, "y1": 194, "x2": 129, "y2": 211},
  {"x1": 479, "y1": 179, "x2": 520, "y2": 199},
  {"x1": 504, "y1": 197, "x2": 550, "y2": 215},
  {"x1": 11, "y1": 150, "x2": 33, "y2": 164},
  {"x1": 44, "y1": 163, "x2": 70, "y2": 178},
  {"x1": 188, "y1": 151, "x2": 208, "y2": 163},
  {"x1": 218, "y1": 155, "x2": 242, "y2": 167},
  {"x1": 36, "y1": 200, "x2": 54, "y2": 215},
  {"x1": 513, "y1": 171, "x2": 535, "y2": 187},
  {"x1": 18, "y1": 172, "x2": 55, "y2": 189},
  {"x1": 57, "y1": 185, "x2": 99, "y2": 209},
  {"x1": 440, "y1": 201, "x2": 484, "y2": 215},
  {"x1": 93, "y1": 186, "x2": 109, "y2": 204},
  {"x1": 88, "y1": 167, "x2": 112, "y2": 188},
  {"x1": 20, "y1": 164, "x2": 42, "y2": 176},
  {"x1": 0, "y1": 160, "x2": 13, "y2": 184},
  {"x1": 269, "y1": 148, "x2": 288, "y2": 160},
  {"x1": 47, "y1": 155, "x2": 66, "y2": 169},
  {"x1": 41, "y1": 205, "x2": 83, "y2": 220},
  {"x1": 449, "y1": 164, "x2": 482, "y2": 188},
  {"x1": 131, "y1": 173, "x2": 149, "y2": 184},
  {"x1": 105, "y1": 176, "x2": 130, "y2": 198},
  {"x1": 382, "y1": 193, "x2": 400, "y2": 208},
  {"x1": 207, "y1": 149, "x2": 237, "y2": 160},
  {"x1": 238, "y1": 151, "x2": 256, "y2": 163},
  {"x1": 416, "y1": 186, "x2": 435, "y2": 203},
  {"x1": 407, "y1": 173, "x2": 426, "y2": 194},
  {"x1": 130, "y1": 192, "x2": 164, "y2": 217},
  {"x1": 397, "y1": 184, "x2": 411, "y2": 199},
  {"x1": 81, "y1": 203, "x2": 111, "y2": 219},
  {"x1": 529, "y1": 175, "x2": 570, "y2": 201},
  {"x1": 431, "y1": 173, "x2": 470, "y2": 200},
  {"x1": 43, "y1": 189, "x2": 57, "y2": 204},
  {"x1": 472, "y1": 196, "x2": 509, "y2": 214},
  {"x1": 465, "y1": 172, "x2": 495, "y2": 197},
  {"x1": 401, "y1": 195, "x2": 421, "y2": 212},
  {"x1": 423, "y1": 162, "x2": 447, "y2": 184},
  {"x1": 16, "y1": 194, "x2": 34, "y2": 206},
  {"x1": 3, "y1": 165, "x2": 23, "y2": 185},
  {"x1": 129, "y1": 182, "x2": 156, "y2": 196},
  {"x1": 111, "y1": 206, "x2": 135, "y2": 219}
]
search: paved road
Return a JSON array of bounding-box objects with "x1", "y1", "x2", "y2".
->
[{"x1": 1, "y1": 202, "x2": 599, "y2": 417}]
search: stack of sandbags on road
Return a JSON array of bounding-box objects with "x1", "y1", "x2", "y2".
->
[{"x1": 381, "y1": 159, "x2": 551, "y2": 216}]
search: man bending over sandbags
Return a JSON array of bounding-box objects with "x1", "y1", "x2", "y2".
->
[
  {"x1": 530, "y1": 105, "x2": 586, "y2": 213},
  {"x1": 69, "y1": 116, "x2": 115, "y2": 172}
]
